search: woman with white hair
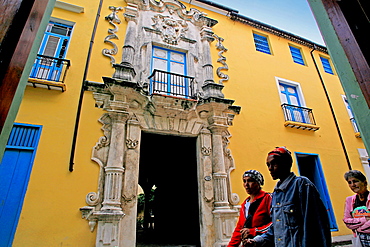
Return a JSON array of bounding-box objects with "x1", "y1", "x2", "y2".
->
[{"x1": 344, "y1": 170, "x2": 370, "y2": 246}]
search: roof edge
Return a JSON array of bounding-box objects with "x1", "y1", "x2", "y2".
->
[
  {"x1": 229, "y1": 12, "x2": 328, "y2": 53},
  {"x1": 186, "y1": 0, "x2": 328, "y2": 53}
]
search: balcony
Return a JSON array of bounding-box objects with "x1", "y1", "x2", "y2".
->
[
  {"x1": 28, "y1": 54, "x2": 71, "y2": 92},
  {"x1": 281, "y1": 103, "x2": 319, "y2": 131},
  {"x1": 148, "y1": 69, "x2": 196, "y2": 99}
]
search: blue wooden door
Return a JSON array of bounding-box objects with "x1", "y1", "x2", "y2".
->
[
  {"x1": 0, "y1": 123, "x2": 42, "y2": 247},
  {"x1": 30, "y1": 21, "x2": 72, "y2": 81}
]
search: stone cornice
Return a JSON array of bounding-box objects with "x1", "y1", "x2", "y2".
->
[{"x1": 55, "y1": 1, "x2": 84, "y2": 13}]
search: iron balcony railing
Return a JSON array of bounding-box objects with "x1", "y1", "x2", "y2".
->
[
  {"x1": 350, "y1": 117, "x2": 360, "y2": 133},
  {"x1": 29, "y1": 54, "x2": 71, "y2": 83},
  {"x1": 148, "y1": 69, "x2": 195, "y2": 99},
  {"x1": 281, "y1": 103, "x2": 317, "y2": 125}
]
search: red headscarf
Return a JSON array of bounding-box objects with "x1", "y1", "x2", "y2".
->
[{"x1": 268, "y1": 146, "x2": 291, "y2": 157}]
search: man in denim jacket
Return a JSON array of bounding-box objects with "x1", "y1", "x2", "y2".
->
[{"x1": 244, "y1": 147, "x2": 331, "y2": 247}]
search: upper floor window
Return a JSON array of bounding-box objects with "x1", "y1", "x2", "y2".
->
[
  {"x1": 341, "y1": 95, "x2": 360, "y2": 136},
  {"x1": 152, "y1": 46, "x2": 186, "y2": 75},
  {"x1": 40, "y1": 21, "x2": 72, "y2": 59},
  {"x1": 289, "y1": 45, "x2": 305, "y2": 65},
  {"x1": 149, "y1": 46, "x2": 195, "y2": 98},
  {"x1": 253, "y1": 33, "x2": 271, "y2": 55},
  {"x1": 29, "y1": 20, "x2": 73, "y2": 91},
  {"x1": 276, "y1": 78, "x2": 318, "y2": 130},
  {"x1": 279, "y1": 83, "x2": 303, "y2": 107},
  {"x1": 320, "y1": 56, "x2": 334, "y2": 74}
]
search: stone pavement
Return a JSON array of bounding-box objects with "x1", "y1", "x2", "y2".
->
[
  {"x1": 137, "y1": 245, "x2": 196, "y2": 247},
  {"x1": 136, "y1": 234, "x2": 353, "y2": 246},
  {"x1": 331, "y1": 234, "x2": 352, "y2": 247}
]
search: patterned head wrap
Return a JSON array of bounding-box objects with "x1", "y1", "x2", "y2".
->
[
  {"x1": 268, "y1": 146, "x2": 291, "y2": 157},
  {"x1": 243, "y1": 170, "x2": 264, "y2": 186}
]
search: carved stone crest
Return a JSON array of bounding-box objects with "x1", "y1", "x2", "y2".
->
[{"x1": 152, "y1": 14, "x2": 188, "y2": 45}]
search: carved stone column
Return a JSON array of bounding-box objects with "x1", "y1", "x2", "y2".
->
[
  {"x1": 119, "y1": 114, "x2": 141, "y2": 246},
  {"x1": 208, "y1": 122, "x2": 239, "y2": 247},
  {"x1": 209, "y1": 124, "x2": 230, "y2": 210},
  {"x1": 206, "y1": 102, "x2": 240, "y2": 247},
  {"x1": 200, "y1": 17, "x2": 225, "y2": 99},
  {"x1": 198, "y1": 127, "x2": 215, "y2": 246},
  {"x1": 200, "y1": 18, "x2": 215, "y2": 85},
  {"x1": 113, "y1": 2, "x2": 138, "y2": 81},
  {"x1": 100, "y1": 112, "x2": 127, "y2": 211},
  {"x1": 94, "y1": 110, "x2": 129, "y2": 247}
]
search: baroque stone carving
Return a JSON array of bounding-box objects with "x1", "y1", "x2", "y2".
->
[
  {"x1": 201, "y1": 146, "x2": 212, "y2": 156},
  {"x1": 151, "y1": 14, "x2": 188, "y2": 45},
  {"x1": 126, "y1": 138, "x2": 139, "y2": 149},
  {"x1": 82, "y1": 0, "x2": 244, "y2": 246},
  {"x1": 86, "y1": 192, "x2": 100, "y2": 206},
  {"x1": 222, "y1": 130, "x2": 240, "y2": 206},
  {"x1": 102, "y1": 6, "x2": 123, "y2": 65},
  {"x1": 94, "y1": 113, "x2": 112, "y2": 151},
  {"x1": 214, "y1": 34, "x2": 229, "y2": 84}
]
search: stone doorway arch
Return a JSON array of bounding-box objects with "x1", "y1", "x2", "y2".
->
[{"x1": 81, "y1": 82, "x2": 241, "y2": 246}]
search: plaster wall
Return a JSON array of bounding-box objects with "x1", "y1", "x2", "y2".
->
[{"x1": 10, "y1": 0, "x2": 367, "y2": 245}]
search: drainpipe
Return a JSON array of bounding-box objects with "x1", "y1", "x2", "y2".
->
[
  {"x1": 69, "y1": 0, "x2": 104, "y2": 172},
  {"x1": 310, "y1": 45, "x2": 352, "y2": 170}
]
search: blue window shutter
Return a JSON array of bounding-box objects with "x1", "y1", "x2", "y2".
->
[
  {"x1": 289, "y1": 46, "x2": 305, "y2": 65},
  {"x1": 253, "y1": 33, "x2": 271, "y2": 54},
  {"x1": 320, "y1": 56, "x2": 334, "y2": 74},
  {"x1": 279, "y1": 83, "x2": 302, "y2": 106}
]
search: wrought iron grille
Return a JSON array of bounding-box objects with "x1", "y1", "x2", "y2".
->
[
  {"x1": 281, "y1": 103, "x2": 316, "y2": 125},
  {"x1": 148, "y1": 69, "x2": 195, "y2": 99},
  {"x1": 29, "y1": 54, "x2": 70, "y2": 83}
]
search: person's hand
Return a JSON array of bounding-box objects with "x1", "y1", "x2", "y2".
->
[
  {"x1": 240, "y1": 228, "x2": 251, "y2": 240},
  {"x1": 242, "y1": 238, "x2": 256, "y2": 247}
]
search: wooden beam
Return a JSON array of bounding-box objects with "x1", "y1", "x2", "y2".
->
[
  {"x1": 322, "y1": 0, "x2": 370, "y2": 108},
  {"x1": 0, "y1": 0, "x2": 50, "y2": 131}
]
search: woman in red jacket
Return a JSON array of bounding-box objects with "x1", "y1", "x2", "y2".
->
[{"x1": 228, "y1": 170, "x2": 272, "y2": 247}]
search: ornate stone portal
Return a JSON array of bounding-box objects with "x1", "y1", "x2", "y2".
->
[{"x1": 80, "y1": 0, "x2": 241, "y2": 246}]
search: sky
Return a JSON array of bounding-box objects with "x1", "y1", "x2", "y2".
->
[{"x1": 211, "y1": 0, "x2": 325, "y2": 45}]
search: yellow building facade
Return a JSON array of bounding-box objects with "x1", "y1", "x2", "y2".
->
[{"x1": 1, "y1": 0, "x2": 368, "y2": 246}]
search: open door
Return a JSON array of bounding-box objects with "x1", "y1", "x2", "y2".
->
[
  {"x1": 137, "y1": 132, "x2": 200, "y2": 246},
  {"x1": 296, "y1": 153, "x2": 338, "y2": 231}
]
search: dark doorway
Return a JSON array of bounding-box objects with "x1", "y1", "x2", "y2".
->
[
  {"x1": 296, "y1": 153, "x2": 338, "y2": 231},
  {"x1": 137, "y1": 132, "x2": 200, "y2": 247}
]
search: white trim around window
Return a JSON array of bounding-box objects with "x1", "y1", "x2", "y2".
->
[{"x1": 274, "y1": 77, "x2": 306, "y2": 107}]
